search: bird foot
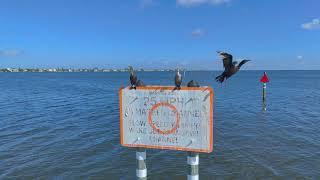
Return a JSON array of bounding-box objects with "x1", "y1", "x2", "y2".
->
[
  {"x1": 215, "y1": 77, "x2": 225, "y2": 83},
  {"x1": 215, "y1": 75, "x2": 222, "y2": 80}
]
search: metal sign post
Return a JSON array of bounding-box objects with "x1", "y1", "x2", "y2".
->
[
  {"x1": 136, "y1": 148, "x2": 147, "y2": 180},
  {"x1": 187, "y1": 152, "x2": 199, "y2": 180}
]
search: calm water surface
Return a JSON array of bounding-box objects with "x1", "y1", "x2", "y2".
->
[{"x1": 0, "y1": 71, "x2": 319, "y2": 179}]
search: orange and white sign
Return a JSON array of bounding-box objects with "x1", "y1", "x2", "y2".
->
[{"x1": 119, "y1": 86, "x2": 214, "y2": 153}]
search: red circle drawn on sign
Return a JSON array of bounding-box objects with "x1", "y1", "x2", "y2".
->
[{"x1": 148, "y1": 102, "x2": 180, "y2": 135}]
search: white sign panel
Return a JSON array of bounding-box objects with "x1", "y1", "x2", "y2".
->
[{"x1": 119, "y1": 86, "x2": 214, "y2": 153}]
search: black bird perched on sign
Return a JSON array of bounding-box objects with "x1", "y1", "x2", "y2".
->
[
  {"x1": 187, "y1": 80, "x2": 200, "y2": 87},
  {"x1": 174, "y1": 69, "x2": 182, "y2": 90},
  {"x1": 136, "y1": 79, "x2": 145, "y2": 87},
  {"x1": 128, "y1": 66, "x2": 138, "y2": 89},
  {"x1": 215, "y1": 51, "x2": 251, "y2": 83}
]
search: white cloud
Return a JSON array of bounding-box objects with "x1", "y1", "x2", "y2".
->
[
  {"x1": 140, "y1": 0, "x2": 155, "y2": 8},
  {"x1": 296, "y1": 55, "x2": 305, "y2": 65},
  {"x1": 301, "y1": 18, "x2": 320, "y2": 30},
  {"x1": 0, "y1": 49, "x2": 24, "y2": 57},
  {"x1": 191, "y1": 28, "x2": 206, "y2": 37},
  {"x1": 177, "y1": 0, "x2": 230, "y2": 7}
]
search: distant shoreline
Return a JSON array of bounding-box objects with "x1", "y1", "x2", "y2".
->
[{"x1": 0, "y1": 68, "x2": 172, "y2": 73}]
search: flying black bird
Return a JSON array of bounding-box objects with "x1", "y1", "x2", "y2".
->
[
  {"x1": 128, "y1": 66, "x2": 138, "y2": 89},
  {"x1": 174, "y1": 69, "x2": 182, "y2": 90},
  {"x1": 187, "y1": 80, "x2": 200, "y2": 87},
  {"x1": 215, "y1": 51, "x2": 250, "y2": 83}
]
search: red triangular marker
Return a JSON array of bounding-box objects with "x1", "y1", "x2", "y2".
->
[{"x1": 260, "y1": 72, "x2": 269, "y2": 83}]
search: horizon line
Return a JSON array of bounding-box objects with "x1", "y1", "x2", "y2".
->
[{"x1": 1, "y1": 67, "x2": 320, "y2": 72}]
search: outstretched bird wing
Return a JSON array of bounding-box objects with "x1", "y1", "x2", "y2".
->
[
  {"x1": 238, "y1": 60, "x2": 250, "y2": 68},
  {"x1": 218, "y1": 52, "x2": 233, "y2": 71}
]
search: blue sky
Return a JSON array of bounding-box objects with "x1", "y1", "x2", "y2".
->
[{"x1": 0, "y1": 0, "x2": 319, "y2": 70}]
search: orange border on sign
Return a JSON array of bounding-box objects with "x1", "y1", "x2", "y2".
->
[
  {"x1": 148, "y1": 102, "x2": 180, "y2": 135},
  {"x1": 119, "y1": 86, "x2": 214, "y2": 153}
]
